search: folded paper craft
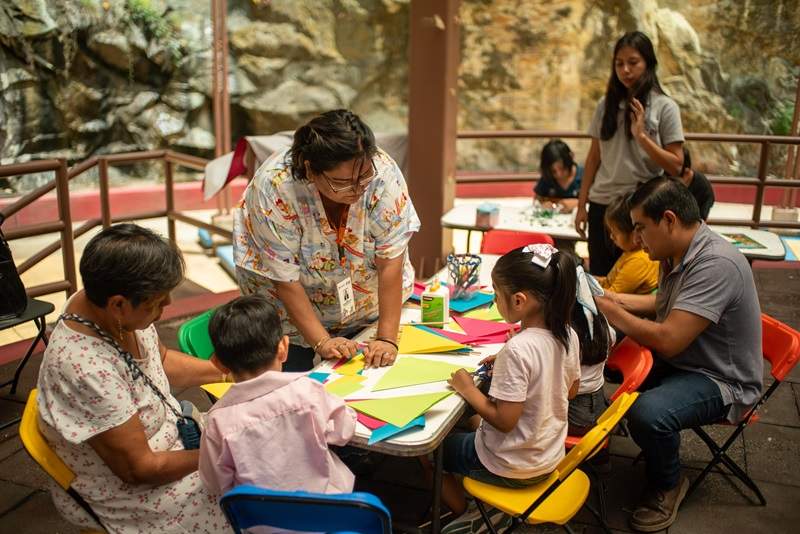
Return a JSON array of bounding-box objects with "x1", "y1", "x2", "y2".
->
[
  {"x1": 334, "y1": 354, "x2": 365, "y2": 376},
  {"x1": 453, "y1": 315, "x2": 516, "y2": 338},
  {"x1": 347, "y1": 391, "x2": 453, "y2": 428},
  {"x1": 463, "y1": 303, "x2": 504, "y2": 322}
]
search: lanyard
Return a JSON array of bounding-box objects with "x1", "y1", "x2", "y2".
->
[{"x1": 329, "y1": 205, "x2": 350, "y2": 269}]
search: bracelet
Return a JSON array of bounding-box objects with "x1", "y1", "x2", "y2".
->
[
  {"x1": 313, "y1": 335, "x2": 331, "y2": 353},
  {"x1": 375, "y1": 337, "x2": 399, "y2": 351}
]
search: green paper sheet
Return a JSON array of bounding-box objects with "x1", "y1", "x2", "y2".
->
[
  {"x1": 325, "y1": 375, "x2": 367, "y2": 397},
  {"x1": 347, "y1": 391, "x2": 453, "y2": 428},
  {"x1": 398, "y1": 325, "x2": 467, "y2": 354},
  {"x1": 372, "y1": 357, "x2": 475, "y2": 391},
  {"x1": 464, "y1": 303, "x2": 503, "y2": 322}
]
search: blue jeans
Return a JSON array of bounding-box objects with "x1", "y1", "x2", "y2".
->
[
  {"x1": 627, "y1": 361, "x2": 729, "y2": 491},
  {"x1": 443, "y1": 432, "x2": 549, "y2": 489}
]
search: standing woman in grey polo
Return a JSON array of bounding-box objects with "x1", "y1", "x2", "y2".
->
[{"x1": 575, "y1": 31, "x2": 684, "y2": 276}]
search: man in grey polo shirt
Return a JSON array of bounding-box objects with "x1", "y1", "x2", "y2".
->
[{"x1": 595, "y1": 176, "x2": 762, "y2": 533}]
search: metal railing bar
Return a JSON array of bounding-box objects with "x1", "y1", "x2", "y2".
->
[
  {"x1": 67, "y1": 157, "x2": 98, "y2": 179},
  {"x1": 15, "y1": 218, "x2": 100, "y2": 275},
  {"x1": 103, "y1": 150, "x2": 166, "y2": 165},
  {"x1": 5, "y1": 221, "x2": 65, "y2": 240},
  {"x1": 0, "y1": 159, "x2": 61, "y2": 178},
  {"x1": 169, "y1": 211, "x2": 232, "y2": 240},
  {"x1": 110, "y1": 210, "x2": 169, "y2": 223},
  {"x1": 457, "y1": 130, "x2": 800, "y2": 145},
  {"x1": 26, "y1": 280, "x2": 71, "y2": 299},
  {"x1": 165, "y1": 150, "x2": 208, "y2": 170}
]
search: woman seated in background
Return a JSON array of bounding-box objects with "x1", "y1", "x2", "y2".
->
[
  {"x1": 534, "y1": 139, "x2": 583, "y2": 213},
  {"x1": 37, "y1": 224, "x2": 228, "y2": 533}
]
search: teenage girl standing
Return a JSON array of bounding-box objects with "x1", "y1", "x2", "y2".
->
[{"x1": 574, "y1": 31, "x2": 684, "y2": 275}]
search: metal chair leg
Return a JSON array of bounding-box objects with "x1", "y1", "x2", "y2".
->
[
  {"x1": 474, "y1": 499, "x2": 499, "y2": 534},
  {"x1": 9, "y1": 316, "x2": 48, "y2": 395}
]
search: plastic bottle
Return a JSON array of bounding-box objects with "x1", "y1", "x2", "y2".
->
[{"x1": 421, "y1": 278, "x2": 450, "y2": 326}]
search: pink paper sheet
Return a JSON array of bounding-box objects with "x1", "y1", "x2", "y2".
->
[
  {"x1": 453, "y1": 316, "x2": 516, "y2": 338},
  {"x1": 357, "y1": 412, "x2": 387, "y2": 430}
]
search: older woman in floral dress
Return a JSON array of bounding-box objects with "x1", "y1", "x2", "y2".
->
[
  {"x1": 37, "y1": 224, "x2": 229, "y2": 533},
  {"x1": 234, "y1": 109, "x2": 420, "y2": 371}
]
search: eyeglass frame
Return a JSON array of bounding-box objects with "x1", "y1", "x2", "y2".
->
[{"x1": 319, "y1": 159, "x2": 377, "y2": 193}]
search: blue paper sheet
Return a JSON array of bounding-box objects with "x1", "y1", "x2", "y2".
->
[
  {"x1": 408, "y1": 291, "x2": 495, "y2": 313},
  {"x1": 367, "y1": 416, "x2": 426, "y2": 445},
  {"x1": 308, "y1": 372, "x2": 330, "y2": 384}
]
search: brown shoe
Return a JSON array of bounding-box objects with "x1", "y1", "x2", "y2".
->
[{"x1": 630, "y1": 476, "x2": 690, "y2": 532}]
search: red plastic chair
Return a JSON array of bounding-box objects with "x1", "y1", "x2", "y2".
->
[
  {"x1": 480, "y1": 230, "x2": 554, "y2": 254},
  {"x1": 687, "y1": 314, "x2": 800, "y2": 505}
]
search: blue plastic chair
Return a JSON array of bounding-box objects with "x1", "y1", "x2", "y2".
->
[{"x1": 220, "y1": 485, "x2": 392, "y2": 533}]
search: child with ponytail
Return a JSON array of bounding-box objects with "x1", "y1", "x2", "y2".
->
[{"x1": 441, "y1": 244, "x2": 581, "y2": 530}]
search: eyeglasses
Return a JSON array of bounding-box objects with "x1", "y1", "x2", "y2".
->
[{"x1": 320, "y1": 160, "x2": 377, "y2": 193}]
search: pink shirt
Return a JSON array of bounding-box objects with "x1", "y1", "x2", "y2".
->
[{"x1": 199, "y1": 371, "x2": 357, "y2": 496}]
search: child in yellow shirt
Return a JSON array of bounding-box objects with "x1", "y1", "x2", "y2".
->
[{"x1": 596, "y1": 195, "x2": 659, "y2": 294}]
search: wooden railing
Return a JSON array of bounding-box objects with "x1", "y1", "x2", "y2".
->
[
  {"x1": 0, "y1": 150, "x2": 231, "y2": 300},
  {"x1": 456, "y1": 130, "x2": 800, "y2": 230}
]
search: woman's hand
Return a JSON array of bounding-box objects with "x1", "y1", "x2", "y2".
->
[
  {"x1": 448, "y1": 368, "x2": 477, "y2": 396},
  {"x1": 630, "y1": 98, "x2": 646, "y2": 139},
  {"x1": 318, "y1": 337, "x2": 360, "y2": 360},
  {"x1": 575, "y1": 205, "x2": 588, "y2": 238},
  {"x1": 363, "y1": 339, "x2": 398, "y2": 368}
]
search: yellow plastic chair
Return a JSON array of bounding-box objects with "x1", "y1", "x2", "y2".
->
[
  {"x1": 19, "y1": 389, "x2": 105, "y2": 534},
  {"x1": 463, "y1": 392, "x2": 639, "y2": 534}
]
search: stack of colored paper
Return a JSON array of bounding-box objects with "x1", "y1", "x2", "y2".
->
[
  {"x1": 408, "y1": 282, "x2": 495, "y2": 313},
  {"x1": 398, "y1": 325, "x2": 469, "y2": 354},
  {"x1": 372, "y1": 357, "x2": 475, "y2": 391},
  {"x1": 348, "y1": 391, "x2": 453, "y2": 428}
]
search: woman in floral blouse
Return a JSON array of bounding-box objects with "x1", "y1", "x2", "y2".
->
[{"x1": 234, "y1": 109, "x2": 420, "y2": 371}]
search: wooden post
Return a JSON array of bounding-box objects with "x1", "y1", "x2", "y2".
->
[
  {"x1": 164, "y1": 159, "x2": 176, "y2": 243},
  {"x1": 98, "y1": 157, "x2": 111, "y2": 228},
  {"x1": 211, "y1": 0, "x2": 232, "y2": 214},
  {"x1": 407, "y1": 0, "x2": 461, "y2": 278},
  {"x1": 55, "y1": 159, "x2": 77, "y2": 296}
]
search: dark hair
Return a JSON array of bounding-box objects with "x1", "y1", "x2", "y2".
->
[
  {"x1": 629, "y1": 176, "x2": 701, "y2": 225},
  {"x1": 288, "y1": 109, "x2": 377, "y2": 181},
  {"x1": 601, "y1": 32, "x2": 664, "y2": 141},
  {"x1": 679, "y1": 146, "x2": 692, "y2": 176},
  {"x1": 209, "y1": 294, "x2": 284, "y2": 374},
  {"x1": 540, "y1": 139, "x2": 575, "y2": 182},
  {"x1": 604, "y1": 194, "x2": 635, "y2": 235},
  {"x1": 492, "y1": 247, "x2": 576, "y2": 351},
  {"x1": 80, "y1": 223, "x2": 184, "y2": 307}
]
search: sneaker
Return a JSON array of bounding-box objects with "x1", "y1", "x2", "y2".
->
[
  {"x1": 629, "y1": 476, "x2": 690, "y2": 532},
  {"x1": 441, "y1": 503, "x2": 510, "y2": 534}
]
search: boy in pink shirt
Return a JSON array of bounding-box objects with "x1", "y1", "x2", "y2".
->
[{"x1": 199, "y1": 294, "x2": 357, "y2": 496}]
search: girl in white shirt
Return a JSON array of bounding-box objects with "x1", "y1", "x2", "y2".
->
[{"x1": 443, "y1": 244, "x2": 581, "y2": 524}]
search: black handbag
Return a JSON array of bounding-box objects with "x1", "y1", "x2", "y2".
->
[{"x1": 0, "y1": 215, "x2": 28, "y2": 320}]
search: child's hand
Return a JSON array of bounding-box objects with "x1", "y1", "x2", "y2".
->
[{"x1": 448, "y1": 369, "x2": 476, "y2": 395}]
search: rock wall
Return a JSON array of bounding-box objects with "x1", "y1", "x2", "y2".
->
[{"x1": 0, "y1": 0, "x2": 798, "y2": 193}]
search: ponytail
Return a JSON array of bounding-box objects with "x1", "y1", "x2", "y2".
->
[{"x1": 544, "y1": 252, "x2": 577, "y2": 351}]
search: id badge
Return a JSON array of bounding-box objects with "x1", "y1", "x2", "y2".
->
[{"x1": 336, "y1": 277, "x2": 356, "y2": 318}]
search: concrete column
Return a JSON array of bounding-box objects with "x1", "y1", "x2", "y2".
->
[{"x1": 407, "y1": 0, "x2": 461, "y2": 277}]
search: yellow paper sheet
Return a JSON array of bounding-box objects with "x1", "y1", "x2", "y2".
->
[
  {"x1": 201, "y1": 382, "x2": 232, "y2": 399},
  {"x1": 335, "y1": 354, "x2": 365, "y2": 376},
  {"x1": 325, "y1": 375, "x2": 367, "y2": 397},
  {"x1": 464, "y1": 303, "x2": 503, "y2": 322},
  {"x1": 348, "y1": 391, "x2": 453, "y2": 428},
  {"x1": 398, "y1": 325, "x2": 467, "y2": 354},
  {"x1": 373, "y1": 357, "x2": 475, "y2": 391}
]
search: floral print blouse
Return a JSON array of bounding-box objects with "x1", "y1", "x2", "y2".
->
[
  {"x1": 37, "y1": 321, "x2": 228, "y2": 533},
  {"x1": 233, "y1": 148, "x2": 420, "y2": 346}
]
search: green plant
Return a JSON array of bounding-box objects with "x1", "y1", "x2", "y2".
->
[
  {"x1": 125, "y1": 0, "x2": 184, "y2": 65},
  {"x1": 770, "y1": 101, "x2": 795, "y2": 136}
]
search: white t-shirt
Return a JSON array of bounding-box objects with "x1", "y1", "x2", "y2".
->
[{"x1": 475, "y1": 327, "x2": 581, "y2": 479}]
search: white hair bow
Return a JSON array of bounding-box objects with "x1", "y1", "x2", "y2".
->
[{"x1": 522, "y1": 243, "x2": 559, "y2": 269}]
